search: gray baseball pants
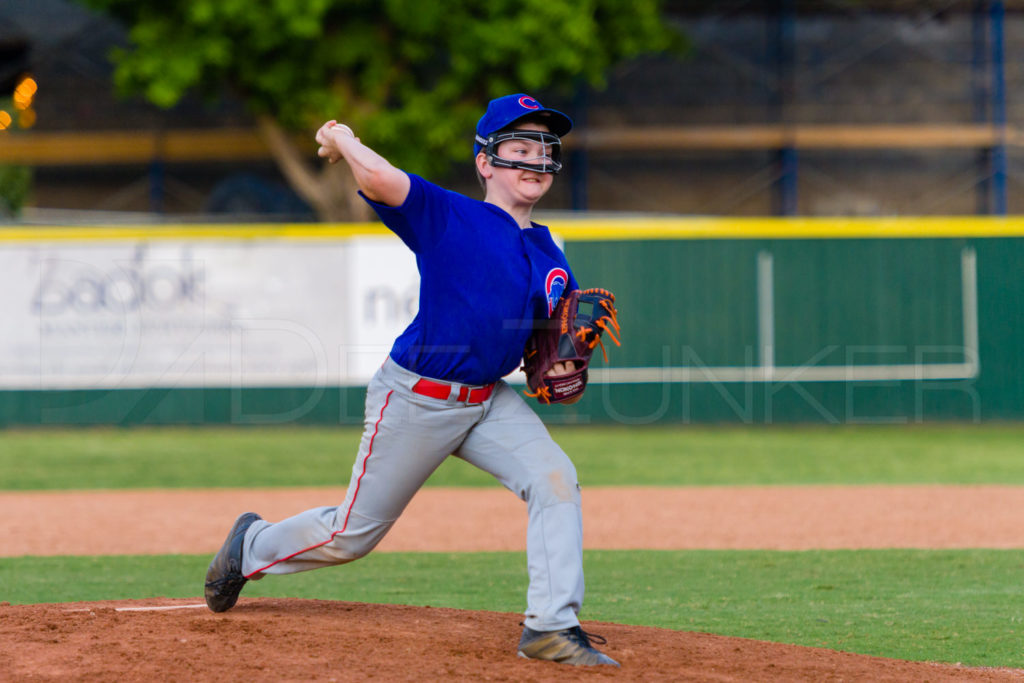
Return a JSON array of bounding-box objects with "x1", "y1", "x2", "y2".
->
[{"x1": 241, "y1": 356, "x2": 585, "y2": 632}]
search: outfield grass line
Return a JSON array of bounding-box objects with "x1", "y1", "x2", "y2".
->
[{"x1": 5, "y1": 423, "x2": 1024, "y2": 490}]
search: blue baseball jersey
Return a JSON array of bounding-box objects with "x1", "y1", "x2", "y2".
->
[{"x1": 361, "y1": 173, "x2": 579, "y2": 385}]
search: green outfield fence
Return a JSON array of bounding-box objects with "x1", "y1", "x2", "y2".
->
[{"x1": 1, "y1": 217, "x2": 1022, "y2": 426}]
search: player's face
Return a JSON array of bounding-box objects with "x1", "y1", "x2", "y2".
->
[{"x1": 489, "y1": 122, "x2": 554, "y2": 202}]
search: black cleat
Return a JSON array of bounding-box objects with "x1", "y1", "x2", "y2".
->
[
  {"x1": 517, "y1": 625, "x2": 620, "y2": 666},
  {"x1": 204, "y1": 512, "x2": 261, "y2": 613}
]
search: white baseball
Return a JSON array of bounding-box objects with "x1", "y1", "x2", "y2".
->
[{"x1": 332, "y1": 123, "x2": 354, "y2": 136}]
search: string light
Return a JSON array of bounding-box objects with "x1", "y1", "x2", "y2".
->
[
  {"x1": 0, "y1": 110, "x2": 11, "y2": 130},
  {"x1": 14, "y1": 77, "x2": 37, "y2": 110},
  {"x1": 10, "y1": 75, "x2": 37, "y2": 129}
]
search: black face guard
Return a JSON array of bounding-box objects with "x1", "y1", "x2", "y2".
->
[{"x1": 475, "y1": 130, "x2": 563, "y2": 174}]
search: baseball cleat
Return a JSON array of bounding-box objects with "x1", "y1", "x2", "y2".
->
[
  {"x1": 517, "y1": 625, "x2": 620, "y2": 666},
  {"x1": 204, "y1": 512, "x2": 261, "y2": 613}
]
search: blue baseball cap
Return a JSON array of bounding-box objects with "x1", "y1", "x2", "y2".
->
[{"x1": 474, "y1": 93, "x2": 573, "y2": 157}]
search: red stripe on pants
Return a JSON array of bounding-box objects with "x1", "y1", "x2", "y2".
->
[{"x1": 246, "y1": 389, "x2": 393, "y2": 577}]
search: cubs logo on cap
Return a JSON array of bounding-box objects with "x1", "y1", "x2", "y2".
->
[{"x1": 474, "y1": 93, "x2": 573, "y2": 157}]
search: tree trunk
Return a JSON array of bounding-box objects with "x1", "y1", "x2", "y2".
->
[{"x1": 256, "y1": 116, "x2": 372, "y2": 222}]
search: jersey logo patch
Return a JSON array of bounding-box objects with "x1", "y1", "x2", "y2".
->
[{"x1": 545, "y1": 267, "x2": 568, "y2": 316}]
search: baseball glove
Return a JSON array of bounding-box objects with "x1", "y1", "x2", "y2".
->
[{"x1": 522, "y1": 288, "x2": 621, "y2": 404}]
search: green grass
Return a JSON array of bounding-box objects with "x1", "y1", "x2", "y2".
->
[
  {"x1": 2, "y1": 549, "x2": 1023, "y2": 668},
  {"x1": 3, "y1": 423, "x2": 1024, "y2": 490}
]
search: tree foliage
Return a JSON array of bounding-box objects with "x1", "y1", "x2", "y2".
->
[
  {"x1": 0, "y1": 164, "x2": 32, "y2": 218},
  {"x1": 82, "y1": 0, "x2": 680, "y2": 170},
  {"x1": 78, "y1": 0, "x2": 683, "y2": 218}
]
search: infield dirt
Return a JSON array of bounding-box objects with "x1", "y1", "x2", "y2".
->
[{"x1": 5, "y1": 484, "x2": 1024, "y2": 556}]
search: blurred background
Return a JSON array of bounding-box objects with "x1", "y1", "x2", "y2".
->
[
  {"x1": 1, "y1": 0, "x2": 1021, "y2": 426},
  {"x1": 5, "y1": 0, "x2": 1024, "y2": 220}
]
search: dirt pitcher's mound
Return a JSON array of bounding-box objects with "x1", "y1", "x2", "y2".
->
[{"x1": 3, "y1": 599, "x2": 1022, "y2": 682}]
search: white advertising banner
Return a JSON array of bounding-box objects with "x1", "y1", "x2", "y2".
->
[
  {"x1": 341, "y1": 237, "x2": 420, "y2": 381},
  {"x1": 0, "y1": 236, "x2": 419, "y2": 389}
]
